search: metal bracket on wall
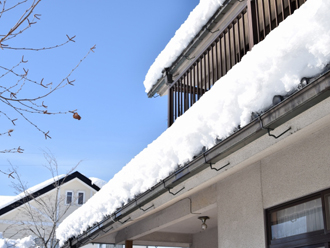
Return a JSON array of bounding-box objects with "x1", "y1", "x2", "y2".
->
[
  {"x1": 258, "y1": 116, "x2": 291, "y2": 139},
  {"x1": 139, "y1": 204, "x2": 154, "y2": 212},
  {"x1": 167, "y1": 186, "x2": 185, "y2": 196},
  {"x1": 209, "y1": 162, "x2": 230, "y2": 172},
  {"x1": 204, "y1": 153, "x2": 230, "y2": 172},
  {"x1": 99, "y1": 225, "x2": 113, "y2": 233},
  {"x1": 89, "y1": 233, "x2": 99, "y2": 241},
  {"x1": 117, "y1": 217, "x2": 131, "y2": 225}
]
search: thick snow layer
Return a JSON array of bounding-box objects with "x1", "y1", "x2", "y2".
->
[
  {"x1": 57, "y1": 0, "x2": 330, "y2": 245},
  {"x1": 0, "y1": 235, "x2": 35, "y2": 248},
  {"x1": 0, "y1": 175, "x2": 64, "y2": 209},
  {"x1": 0, "y1": 196, "x2": 15, "y2": 207},
  {"x1": 89, "y1": 177, "x2": 107, "y2": 188},
  {"x1": 143, "y1": 0, "x2": 226, "y2": 93}
]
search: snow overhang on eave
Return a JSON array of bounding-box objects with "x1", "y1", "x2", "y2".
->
[
  {"x1": 147, "y1": 0, "x2": 236, "y2": 98},
  {"x1": 64, "y1": 70, "x2": 330, "y2": 248}
]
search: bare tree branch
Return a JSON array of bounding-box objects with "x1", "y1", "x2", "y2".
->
[
  {"x1": 2, "y1": 154, "x2": 80, "y2": 248},
  {"x1": 0, "y1": 0, "x2": 95, "y2": 160}
]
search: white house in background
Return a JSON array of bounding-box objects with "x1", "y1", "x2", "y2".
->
[
  {"x1": 57, "y1": 0, "x2": 330, "y2": 248},
  {"x1": 0, "y1": 171, "x2": 105, "y2": 248}
]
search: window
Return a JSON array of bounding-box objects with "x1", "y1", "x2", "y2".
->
[
  {"x1": 65, "y1": 191, "x2": 73, "y2": 205},
  {"x1": 77, "y1": 191, "x2": 85, "y2": 205},
  {"x1": 266, "y1": 189, "x2": 330, "y2": 248}
]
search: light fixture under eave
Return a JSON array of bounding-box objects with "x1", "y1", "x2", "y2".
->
[{"x1": 198, "y1": 216, "x2": 210, "y2": 230}]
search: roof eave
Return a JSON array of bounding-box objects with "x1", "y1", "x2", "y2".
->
[{"x1": 146, "y1": 0, "x2": 236, "y2": 98}]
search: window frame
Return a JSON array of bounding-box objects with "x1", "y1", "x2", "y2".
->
[
  {"x1": 65, "y1": 190, "x2": 73, "y2": 205},
  {"x1": 77, "y1": 191, "x2": 85, "y2": 205},
  {"x1": 266, "y1": 188, "x2": 330, "y2": 248}
]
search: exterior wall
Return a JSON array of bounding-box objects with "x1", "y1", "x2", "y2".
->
[
  {"x1": 191, "y1": 227, "x2": 217, "y2": 248},
  {"x1": 0, "y1": 178, "x2": 97, "y2": 241},
  {"x1": 215, "y1": 113, "x2": 330, "y2": 248},
  {"x1": 217, "y1": 162, "x2": 265, "y2": 248}
]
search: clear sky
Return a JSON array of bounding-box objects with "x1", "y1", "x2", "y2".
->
[{"x1": 0, "y1": 0, "x2": 200, "y2": 195}]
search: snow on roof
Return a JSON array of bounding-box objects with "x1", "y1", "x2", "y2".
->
[
  {"x1": 143, "y1": 0, "x2": 226, "y2": 93},
  {"x1": 0, "y1": 234, "x2": 35, "y2": 248},
  {"x1": 0, "y1": 175, "x2": 65, "y2": 210},
  {"x1": 57, "y1": 0, "x2": 330, "y2": 245},
  {"x1": 0, "y1": 196, "x2": 15, "y2": 207},
  {"x1": 89, "y1": 177, "x2": 107, "y2": 188}
]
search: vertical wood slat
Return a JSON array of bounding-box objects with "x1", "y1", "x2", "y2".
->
[
  {"x1": 179, "y1": 78, "x2": 182, "y2": 116},
  {"x1": 168, "y1": 87, "x2": 172, "y2": 127},
  {"x1": 280, "y1": 0, "x2": 285, "y2": 21},
  {"x1": 242, "y1": 12, "x2": 247, "y2": 53},
  {"x1": 185, "y1": 73, "x2": 188, "y2": 111},
  {"x1": 189, "y1": 68, "x2": 193, "y2": 106},
  {"x1": 237, "y1": 17, "x2": 242, "y2": 62},
  {"x1": 267, "y1": 0, "x2": 272, "y2": 31},
  {"x1": 219, "y1": 36, "x2": 223, "y2": 77},
  {"x1": 287, "y1": 0, "x2": 292, "y2": 15},
  {"x1": 183, "y1": 74, "x2": 186, "y2": 112},
  {"x1": 274, "y1": 0, "x2": 279, "y2": 26},
  {"x1": 211, "y1": 43, "x2": 217, "y2": 86},
  {"x1": 193, "y1": 64, "x2": 197, "y2": 104},
  {"x1": 224, "y1": 33, "x2": 227, "y2": 73},
  {"x1": 233, "y1": 23, "x2": 237, "y2": 64},
  {"x1": 228, "y1": 29, "x2": 232, "y2": 69},
  {"x1": 174, "y1": 83, "x2": 177, "y2": 120},
  {"x1": 255, "y1": 0, "x2": 260, "y2": 42},
  {"x1": 261, "y1": 0, "x2": 267, "y2": 39},
  {"x1": 215, "y1": 40, "x2": 219, "y2": 81},
  {"x1": 247, "y1": 0, "x2": 259, "y2": 49},
  {"x1": 203, "y1": 54, "x2": 206, "y2": 93},
  {"x1": 198, "y1": 59, "x2": 201, "y2": 100}
]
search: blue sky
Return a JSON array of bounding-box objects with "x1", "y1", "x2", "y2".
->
[{"x1": 0, "y1": 0, "x2": 199, "y2": 195}]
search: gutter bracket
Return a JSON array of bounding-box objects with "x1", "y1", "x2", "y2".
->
[
  {"x1": 210, "y1": 162, "x2": 230, "y2": 172},
  {"x1": 258, "y1": 115, "x2": 291, "y2": 139},
  {"x1": 139, "y1": 204, "x2": 154, "y2": 212},
  {"x1": 163, "y1": 180, "x2": 185, "y2": 196},
  {"x1": 167, "y1": 187, "x2": 185, "y2": 195},
  {"x1": 117, "y1": 217, "x2": 131, "y2": 225},
  {"x1": 204, "y1": 153, "x2": 230, "y2": 172},
  {"x1": 89, "y1": 233, "x2": 99, "y2": 241},
  {"x1": 98, "y1": 225, "x2": 113, "y2": 233}
]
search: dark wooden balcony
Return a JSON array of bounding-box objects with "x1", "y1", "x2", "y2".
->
[{"x1": 168, "y1": 0, "x2": 307, "y2": 127}]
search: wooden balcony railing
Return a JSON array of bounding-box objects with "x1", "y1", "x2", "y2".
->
[{"x1": 168, "y1": 0, "x2": 306, "y2": 127}]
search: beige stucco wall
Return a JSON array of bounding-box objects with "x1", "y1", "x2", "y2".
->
[
  {"x1": 215, "y1": 111, "x2": 330, "y2": 248},
  {"x1": 0, "y1": 178, "x2": 97, "y2": 241},
  {"x1": 191, "y1": 227, "x2": 217, "y2": 248}
]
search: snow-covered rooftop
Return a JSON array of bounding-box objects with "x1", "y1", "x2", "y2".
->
[
  {"x1": 0, "y1": 234, "x2": 35, "y2": 248},
  {"x1": 0, "y1": 175, "x2": 65, "y2": 210},
  {"x1": 89, "y1": 177, "x2": 107, "y2": 189},
  {"x1": 0, "y1": 196, "x2": 15, "y2": 208},
  {"x1": 57, "y1": 0, "x2": 330, "y2": 245},
  {"x1": 143, "y1": 0, "x2": 226, "y2": 93}
]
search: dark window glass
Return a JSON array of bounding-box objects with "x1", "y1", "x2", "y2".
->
[
  {"x1": 78, "y1": 192, "x2": 84, "y2": 205},
  {"x1": 326, "y1": 194, "x2": 330, "y2": 230},
  {"x1": 66, "y1": 191, "x2": 72, "y2": 204}
]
